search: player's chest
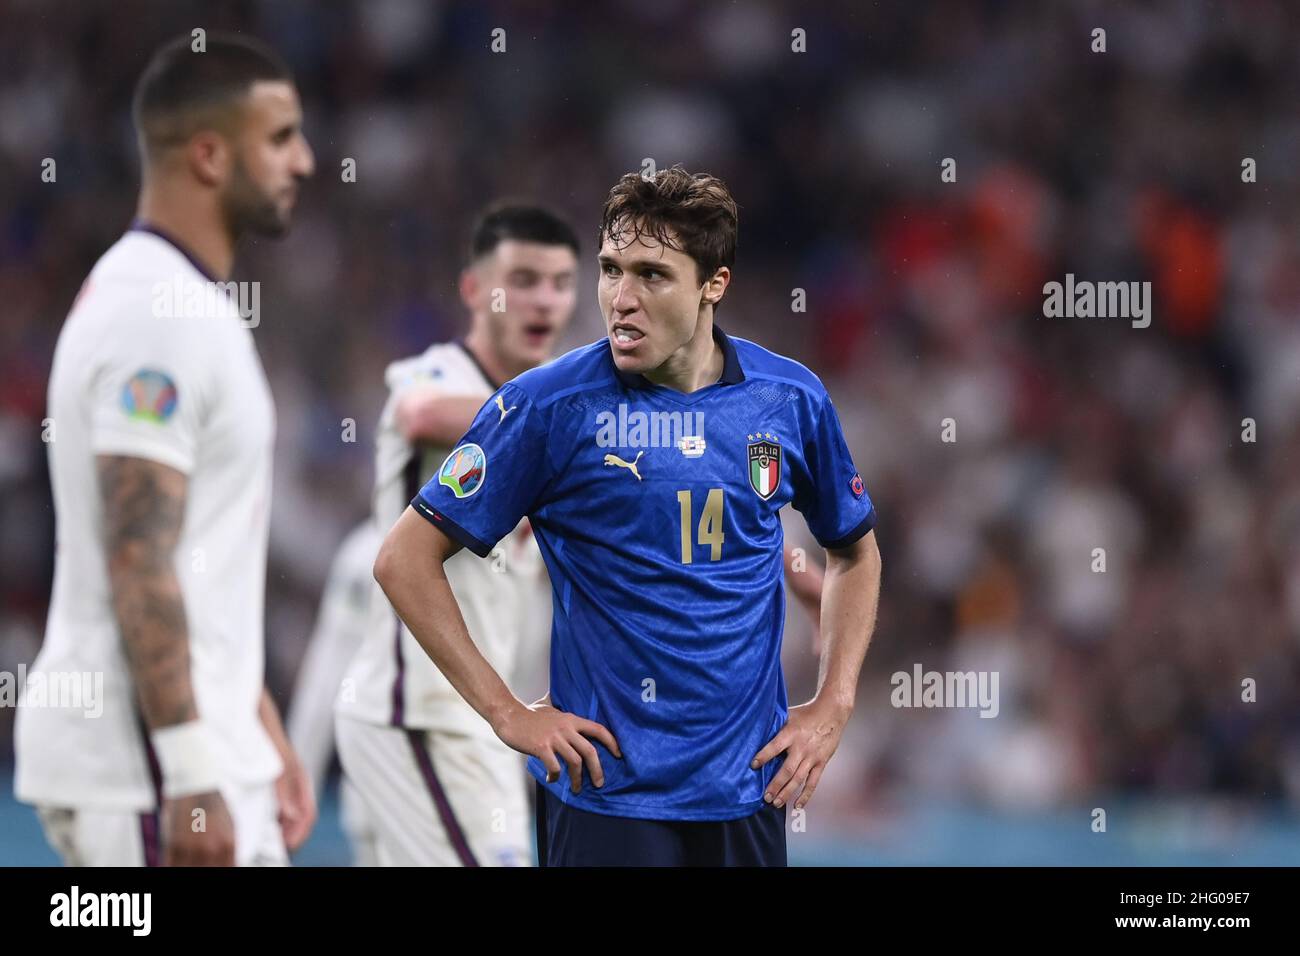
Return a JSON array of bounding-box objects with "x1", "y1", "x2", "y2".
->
[
  {"x1": 205, "y1": 340, "x2": 275, "y2": 462},
  {"x1": 550, "y1": 400, "x2": 800, "y2": 543}
]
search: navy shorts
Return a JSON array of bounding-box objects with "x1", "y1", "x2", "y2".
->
[{"x1": 535, "y1": 781, "x2": 787, "y2": 867}]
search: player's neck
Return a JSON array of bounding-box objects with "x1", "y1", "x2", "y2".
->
[
  {"x1": 135, "y1": 184, "x2": 236, "y2": 281},
  {"x1": 643, "y1": 315, "x2": 723, "y2": 393},
  {"x1": 462, "y1": 328, "x2": 519, "y2": 387}
]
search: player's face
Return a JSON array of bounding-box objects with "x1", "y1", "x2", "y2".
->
[
  {"x1": 222, "y1": 80, "x2": 314, "y2": 237},
  {"x1": 470, "y1": 240, "x2": 578, "y2": 368},
  {"x1": 597, "y1": 227, "x2": 714, "y2": 376}
]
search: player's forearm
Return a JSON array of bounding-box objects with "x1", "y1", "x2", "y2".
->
[
  {"x1": 814, "y1": 531, "x2": 882, "y2": 713},
  {"x1": 374, "y1": 509, "x2": 521, "y2": 729},
  {"x1": 97, "y1": 455, "x2": 198, "y2": 729},
  {"x1": 389, "y1": 574, "x2": 519, "y2": 727},
  {"x1": 395, "y1": 389, "x2": 488, "y2": 446},
  {"x1": 109, "y1": 565, "x2": 196, "y2": 727}
]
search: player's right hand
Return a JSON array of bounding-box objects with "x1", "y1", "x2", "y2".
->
[
  {"x1": 495, "y1": 697, "x2": 622, "y2": 794},
  {"x1": 161, "y1": 791, "x2": 237, "y2": 866}
]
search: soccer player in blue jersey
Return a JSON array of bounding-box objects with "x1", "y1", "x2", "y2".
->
[{"x1": 375, "y1": 166, "x2": 882, "y2": 866}]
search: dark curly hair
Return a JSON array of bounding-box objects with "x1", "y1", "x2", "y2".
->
[{"x1": 598, "y1": 165, "x2": 739, "y2": 287}]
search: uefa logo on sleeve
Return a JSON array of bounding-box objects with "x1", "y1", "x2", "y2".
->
[
  {"x1": 437, "y1": 443, "x2": 486, "y2": 498},
  {"x1": 121, "y1": 369, "x2": 178, "y2": 423}
]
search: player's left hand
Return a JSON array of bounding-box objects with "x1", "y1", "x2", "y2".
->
[
  {"x1": 274, "y1": 754, "x2": 318, "y2": 852},
  {"x1": 750, "y1": 697, "x2": 851, "y2": 811}
]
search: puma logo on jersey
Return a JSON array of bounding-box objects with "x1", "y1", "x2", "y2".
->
[
  {"x1": 495, "y1": 394, "x2": 517, "y2": 424},
  {"x1": 603, "y1": 451, "x2": 644, "y2": 481}
]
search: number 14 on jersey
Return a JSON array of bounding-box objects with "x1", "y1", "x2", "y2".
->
[{"x1": 677, "y1": 488, "x2": 725, "y2": 564}]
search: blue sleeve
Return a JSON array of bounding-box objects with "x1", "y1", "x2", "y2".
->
[
  {"x1": 792, "y1": 394, "x2": 876, "y2": 549},
  {"x1": 410, "y1": 383, "x2": 552, "y2": 558}
]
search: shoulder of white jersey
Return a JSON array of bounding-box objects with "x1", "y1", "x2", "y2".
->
[
  {"x1": 80, "y1": 231, "x2": 241, "y2": 326},
  {"x1": 383, "y1": 341, "x2": 490, "y2": 395},
  {"x1": 104, "y1": 231, "x2": 206, "y2": 287},
  {"x1": 95, "y1": 231, "x2": 185, "y2": 280}
]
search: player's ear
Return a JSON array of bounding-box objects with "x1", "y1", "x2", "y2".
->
[
  {"x1": 458, "y1": 267, "x2": 480, "y2": 311},
  {"x1": 702, "y1": 266, "x2": 730, "y2": 306},
  {"x1": 187, "y1": 130, "x2": 231, "y2": 188}
]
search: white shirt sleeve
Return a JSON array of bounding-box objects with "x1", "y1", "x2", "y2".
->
[{"x1": 88, "y1": 320, "x2": 212, "y2": 474}]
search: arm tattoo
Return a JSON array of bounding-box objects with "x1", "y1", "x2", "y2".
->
[{"x1": 96, "y1": 455, "x2": 197, "y2": 729}]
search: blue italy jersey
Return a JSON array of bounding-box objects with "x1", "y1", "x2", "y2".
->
[{"x1": 412, "y1": 325, "x2": 875, "y2": 821}]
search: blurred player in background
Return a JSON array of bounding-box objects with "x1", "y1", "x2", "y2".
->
[
  {"x1": 14, "y1": 34, "x2": 316, "y2": 866},
  {"x1": 287, "y1": 521, "x2": 380, "y2": 867},
  {"x1": 334, "y1": 204, "x2": 578, "y2": 866},
  {"x1": 376, "y1": 167, "x2": 880, "y2": 866}
]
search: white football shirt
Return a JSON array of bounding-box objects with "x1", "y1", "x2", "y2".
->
[
  {"x1": 336, "y1": 342, "x2": 550, "y2": 737},
  {"x1": 15, "y1": 226, "x2": 282, "y2": 810}
]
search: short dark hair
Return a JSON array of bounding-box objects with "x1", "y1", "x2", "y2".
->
[
  {"x1": 132, "y1": 32, "x2": 292, "y2": 157},
  {"x1": 599, "y1": 166, "x2": 739, "y2": 285},
  {"x1": 468, "y1": 202, "x2": 580, "y2": 265}
]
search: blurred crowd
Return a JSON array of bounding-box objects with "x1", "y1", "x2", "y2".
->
[{"x1": 2, "y1": 0, "x2": 1298, "y2": 827}]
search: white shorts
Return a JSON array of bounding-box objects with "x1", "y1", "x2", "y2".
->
[
  {"x1": 335, "y1": 715, "x2": 531, "y2": 867},
  {"x1": 34, "y1": 780, "x2": 287, "y2": 867},
  {"x1": 339, "y1": 776, "x2": 379, "y2": 867}
]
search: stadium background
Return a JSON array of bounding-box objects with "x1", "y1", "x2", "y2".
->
[{"x1": 2, "y1": 0, "x2": 1298, "y2": 864}]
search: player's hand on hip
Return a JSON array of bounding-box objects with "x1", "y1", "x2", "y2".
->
[
  {"x1": 751, "y1": 697, "x2": 851, "y2": 811},
  {"x1": 162, "y1": 791, "x2": 237, "y2": 866},
  {"x1": 275, "y1": 754, "x2": 318, "y2": 852},
  {"x1": 495, "y1": 696, "x2": 622, "y2": 794}
]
